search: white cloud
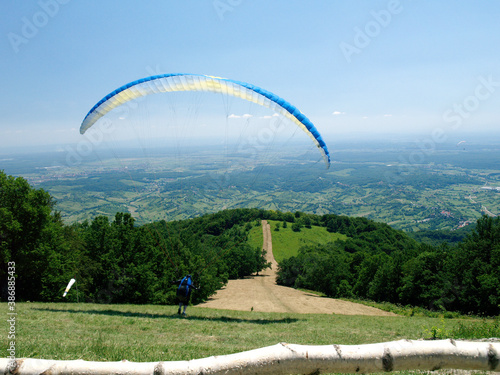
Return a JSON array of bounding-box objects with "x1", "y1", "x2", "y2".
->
[
  {"x1": 332, "y1": 111, "x2": 346, "y2": 115},
  {"x1": 260, "y1": 113, "x2": 280, "y2": 119},
  {"x1": 228, "y1": 113, "x2": 253, "y2": 119}
]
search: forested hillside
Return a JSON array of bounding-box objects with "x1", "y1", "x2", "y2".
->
[
  {"x1": 276, "y1": 214, "x2": 500, "y2": 316},
  {"x1": 0, "y1": 171, "x2": 270, "y2": 304},
  {"x1": 1, "y1": 170, "x2": 499, "y2": 316}
]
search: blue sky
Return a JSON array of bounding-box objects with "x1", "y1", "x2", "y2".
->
[{"x1": 1, "y1": 1, "x2": 500, "y2": 154}]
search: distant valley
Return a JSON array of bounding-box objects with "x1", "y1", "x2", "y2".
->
[{"x1": 2, "y1": 140, "x2": 499, "y2": 232}]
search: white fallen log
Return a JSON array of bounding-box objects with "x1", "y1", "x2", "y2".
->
[{"x1": 1, "y1": 339, "x2": 499, "y2": 375}]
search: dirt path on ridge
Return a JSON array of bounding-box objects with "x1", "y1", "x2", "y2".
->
[{"x1": 198, "y1": 220, "x2": 396, "y2": 316}]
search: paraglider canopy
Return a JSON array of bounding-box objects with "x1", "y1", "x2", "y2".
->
[{"x1": 80, "y1": 73, "x2": 330, "y2": 168}]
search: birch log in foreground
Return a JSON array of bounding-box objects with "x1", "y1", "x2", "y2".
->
[{"x1": 2, "y1": 339, "x2": 499, "y2": 375}]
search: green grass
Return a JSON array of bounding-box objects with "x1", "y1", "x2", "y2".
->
[
  {"x1": 4, "y1": 302, "x2": 492, "y2": 363},
  {"x1": 247, "y1": 221, "x2": 264, "y2": 251},
  {"x1": 254, "y1": 220, "x2": 348, "y2": 262},
  {"x1": 450, "y1": 318, "x2": 500, "y2": 339}
]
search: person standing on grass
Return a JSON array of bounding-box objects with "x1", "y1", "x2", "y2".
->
[{"x1": 173, "y1": 274, "x2": 198, "y2": 316}]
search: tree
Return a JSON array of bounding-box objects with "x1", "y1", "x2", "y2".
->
[
  {"x1": 283, "y1": 212, "x2": 295, "y2": 223},
  {"x1": 0, "y1": 171, "x2": 65, "y2": 301},
  {"x1": 398, "y1": 248, "x2": 450, "y2": 310},
  {"x1": 446, "y1": 216, "x2": 500, "y2": 315},
  {"x1": 6, "y1": 340, "x2": 499, "y2": 374},
  {"x1": 303, "y1": 216, "x2": 312, "y2": 229}
]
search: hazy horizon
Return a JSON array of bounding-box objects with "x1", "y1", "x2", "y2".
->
[{"x1": 2, "y1": 2, "x2": 499, "y2": 152}]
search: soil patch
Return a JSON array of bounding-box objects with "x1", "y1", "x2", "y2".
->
[{"x1": 198, "y1": 220, "x2": 396, "y2": 316}]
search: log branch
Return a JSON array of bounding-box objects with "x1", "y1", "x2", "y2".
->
[{"x1": 1, "y1": 339, "x2": 499, "y2": 375}]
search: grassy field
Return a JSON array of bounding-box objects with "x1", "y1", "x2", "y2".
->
[
  {"x1": 247, "y1": 220, "x2": 348, "y2": 262},
  {"x1": 3, "y1": 302, "x2": 493, "y2": 364}
]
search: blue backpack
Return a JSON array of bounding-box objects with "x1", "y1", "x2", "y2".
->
[{"x1": 177, "y1": 275, "x2": 192, "y2": 297}]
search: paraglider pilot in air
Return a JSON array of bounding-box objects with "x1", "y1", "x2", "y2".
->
[{"x1": 172, "y1": 274, "x2": 198, "y2": 316}]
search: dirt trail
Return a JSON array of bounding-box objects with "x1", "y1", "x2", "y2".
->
[{"x1": 198, "y1": 220, "x2": 396, "y2": 316}]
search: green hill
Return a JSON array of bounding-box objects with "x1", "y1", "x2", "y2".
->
[
  {"x1": 247, "y1": 220, "x2": 348, "y2": 262},
  {"x1": 3, "y1": 166, "x2": 498, "y2": 316}
]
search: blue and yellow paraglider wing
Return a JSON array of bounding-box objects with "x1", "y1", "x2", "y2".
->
[{"x1": 80, "y1": 74, "x2": 330, "y2": 167}]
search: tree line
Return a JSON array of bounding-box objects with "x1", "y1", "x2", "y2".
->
[
  {"x1": 276, "y1": 214, "x2": 499, "y2": 316},
  {"x1": 0, "y1": 171, "x2": 270, "y2": 304},
  {"x1": 1, "y1": 170, "x2": 498, "y2": 315}
]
